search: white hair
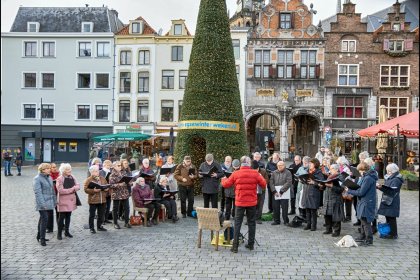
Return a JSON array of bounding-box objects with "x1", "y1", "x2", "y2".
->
[
  {"x1": 91, "y1": 157, "x2": 102, "y2": 165},
  {"x1": 89, "y1": 164, "x2": 99, "y2": 174},
  {"x1": 336, "y1": 156, "x2": 349, "y2": 166},
  {"x1": 240, "y1": 156, "x2": 251, "y2": 166},
  {"x1": 302, "y1": 156, "x2": 311, "y2": 163},
  {"x1": 142, "y1": 158, "x2": 149, "y2": 165},
  {"x1": 364, "y1": 157, "x2": 375, "y2": 168},
  {"x1": 359, "y1": 151, "x2": 370, "y2": 161},
  {"x1": 330, "y1": 164, "x2": 340, "y2": 171},
  {"x1": 59, "y1": 163, "x2": 72, "y2": 175},
  {"x1": 159, "y1": 175, "x2": 168, "y2": 184},
  {"x1": 386, "y1": 163, "x2": 399, "y2": 174}
]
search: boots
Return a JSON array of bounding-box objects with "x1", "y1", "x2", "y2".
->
[
  {"x1": 64, "y1": 227, "x2": 73, "y2": 238},
  {"x1": 231, "y1": 243, "x2": 239, "y2": 253},
  {"x1": 40, "y1": 239, "x2": 47, "y2": 246},
  {"x1": 57, "y1": 230, "x2": 63, "y2": 240},
  {"x1": 372, "y1": 219, "x2": 377, "y2": 234}
]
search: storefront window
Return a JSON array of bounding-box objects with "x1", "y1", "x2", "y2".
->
[
  {"x1": 69, "y1": 142, "x2": 78, "y2": 152},
  {"x1": 58, "y1": 142, "x2": 66, "y2": 152}
]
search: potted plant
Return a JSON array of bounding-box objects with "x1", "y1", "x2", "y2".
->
[{"x1": 400, "y1": 170, "x2": 419, "y2": 191}]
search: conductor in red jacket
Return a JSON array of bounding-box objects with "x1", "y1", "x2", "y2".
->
[{"x1": 221, "y1": 156, "x2": 267, "y2": 253}]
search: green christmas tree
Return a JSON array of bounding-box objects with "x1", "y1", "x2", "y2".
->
[{"x1": 174, "y1": 0, "x2": 247, "y2": 174}]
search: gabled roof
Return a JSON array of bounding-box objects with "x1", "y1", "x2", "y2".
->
[
  {"x1": 164, "y1": 24, "x2": 192, "y2": 36},
  {"x1": 10, "y1": 7, "x2": 124, "y2": 33},
  {"x1": 116, "y1": 16, "x2": 157, "y2": 36}
]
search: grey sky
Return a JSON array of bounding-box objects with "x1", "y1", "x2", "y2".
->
[{"x1": 1, "y1": 0, "x2": 397, "y2": 33}]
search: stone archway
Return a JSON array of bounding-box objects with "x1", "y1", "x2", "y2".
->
[
  {"x1": 245, "y1": 109, "x2": 281, "y2": 156},
  {"x1": 288, "y1": 109, "x2": 322, "y2": 157}
]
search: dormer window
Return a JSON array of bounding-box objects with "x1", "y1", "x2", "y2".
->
[
  {"x1": 132, "y1": 21, "x2": 144, "y2": 34},
  {"x1": 27, "y1": 22, "x2": 39, "y2": 32},
  {"x1": 82, "y1": 22, "x2": 93, "y2": 32},
  {"x1": 174, "y1": 24, "x2": 182, "y2": 35},
  {"x1": 392, "y1": 23, "x2": 401, "y2": 32}
]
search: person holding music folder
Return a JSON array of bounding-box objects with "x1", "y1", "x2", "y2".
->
[
  {"x1": 302, "y1": 158, "x2": 324, "y2": 231},
  {"x1": 99, "y1": 160, "x2": 113, "y2": 225},
  {"x1": 198, "y1": 154, "x2": 224, "y2": 209},
  {"x1": 345, "y1": 162, "x2": 378, "y2": 246},
  {"x1": 296, "y1": 156, "x2": 310, "y2": 220},
  {"x1": 265, "y1": 153, "x2": 281, "y2": 214},
  {"x1": 84, "y1": 165, "x2": 109, "y2": 233},
  {"x1": 56, "y1": 163, "x2": 80, "y2": 240},
  {"x1": 154, "y1": 175, "x2": 179, "y2": 223},
  {"x1": 139, "y1": 158, "x2": 156, "y2": 189},
  {"x1": 220, "y1": 156, "x2": 233, "y2": 214},
  {"x1": 376, "y1": 163, "x2": 403, "y2": 240},
  {"x1": 132, "y1": 177, "x2": 161, "y2": 226},
  {"x1": 288, "y1": 155, "x2": 302, "y2": 215},
  {"x1": 160, "y1": 155, "x2": 178, "y2": 191},
  {"x1": 336, "y1": 156, "x2": 353, "y2": 222},
  {"x1": 119, "y1": 159, "x2": 133, "y2": 221},
  {"x1": 269, "y1": 161, "x2": 293, "y2": 226},
  {"x1": 224, "y1": 159, "x2": 240, "y2": 220},
  {"x1": 251, "y1": 160, "x2": 269, "y2": 224},
  {"x1": 320, "y1": 164, "x2": 344, "y2": 237},
  {"x1": 174, "y1": 156, "x2": 198, "y2": 218},
  {"x1": 221, "y1": 156, "x2": 267, "y2": 253},
  {"x1": 108, "y1": 161, "x2": 131, "y2": 229},
  {"x1": 33, "y1": 163, "x2": 56, "y2": 246}
]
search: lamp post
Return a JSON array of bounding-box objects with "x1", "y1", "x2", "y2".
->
[{"x1": 37, "y1": 98, "x2": 43, "y2": 163}]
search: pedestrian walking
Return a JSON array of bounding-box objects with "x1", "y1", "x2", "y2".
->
[
  {"x1": 15, "y1": 148, "x2": 23, "y2": 176},
  {"x1": 2, "y1": 148, "x2": 13, "y2": 176}
]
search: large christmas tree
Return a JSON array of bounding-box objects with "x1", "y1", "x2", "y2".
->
[{"x1": 174, "y1": 0, "x2": 247, "y2": 169}]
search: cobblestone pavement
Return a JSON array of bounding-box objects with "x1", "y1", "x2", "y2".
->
[{"x1": 1, "y1": 166, "x2": 419, "y2": 280}]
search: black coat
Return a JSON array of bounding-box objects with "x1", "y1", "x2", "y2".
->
[
  {"x1": 199, "y1": 161, "x2": 223, "y2": 194},
  {"x1": 302, "y1": 169, "x2": 324, "y2": 210},
  {"x1": 377, "y1": 172, "x2": 403, "y2": 218},
  {"x1": 288, "y1": 162, "x2": 302, "y2": 199},
  {"x1": 320, "y1": 174, "x2": 344, "y2": 222}
]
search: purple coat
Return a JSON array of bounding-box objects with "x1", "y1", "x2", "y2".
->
[
  {"x1": 56, "y1": 175, "x2": 80, "y2": 212},
  {"x1": 132, "y1": 184, "x2": 153, "y2": 208}
]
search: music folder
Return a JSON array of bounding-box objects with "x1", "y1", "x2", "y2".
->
[
  {"x1": 87, "y1": 181, "x2": 110, "y2": 190},
  {"x1": 140, "y1": 172, "x2": 155, "y2": 179},
  {"x1": 314, "y1": 177, "x2": 339, "y2": 185},
  {"x1": 128, "y1": 162, "x2": 136, "y2": 171},
  {"x1": 295, "y1": 173, "x2": 310, "y2": 184},
  {"x1": 118, "y1": 176, "x2": 135, "y2": 184},
  {"x1": 188, "y1": 168, "x2": 195, "y2": 176},
  {"x1": 342, "y1": 179, "x2": 360, "y2": 190},
  {"x1": 160, "y1": 166, "x2": 176, "y2": 174},
  {"x1": 142, "y1": 198, "x2": 159, "y2": 202},
  {"x1": 199, "y1": 166, "x2": 218, "y2": 177},
  {"x1": 224, "y1": 171, "x2": 233, "y2": 178},
  {"x1": 162, "y1": 190, "x2": 178, "y2": 194}
]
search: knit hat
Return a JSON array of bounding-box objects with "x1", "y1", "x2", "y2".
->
[{"x1": 232, "y1": 159, "x2": 240, "y2": 169}]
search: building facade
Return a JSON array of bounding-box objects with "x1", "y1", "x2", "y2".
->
[{"x1": 1, "y1": 7, "x2": 124, "y2": 163}]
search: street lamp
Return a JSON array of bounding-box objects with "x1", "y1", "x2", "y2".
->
[{"x1": 37, "y1": 98, "x2": 43, "y2": 163}]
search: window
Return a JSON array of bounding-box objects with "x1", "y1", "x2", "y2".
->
[
  {"x1": 23, "y1": 104, "x2": 36, "y2": 119},
  {"x1": 77, "y1": 73, "x2": 91, "y2": 88},
  {"x1": 119, "y1": 72, "x2": 131, "y2": 93},
  {"x1": 24, "y1": 73, "x2": 36, "y2": 88},
  {"x1": 77, "y1": 105, "x2": 90, "y2": 120},
  {"x1": 96, "y1": 73, "x2": 109, "y2": 88},
  {"x1": 254, "y1": 50, "x2": 271, "y2": 78},
  {"x1": 388, "y1": 40, "x2": 404, "y2": 52},
  {"x1": 338, "y1": 64, "x2": 359, "y2": 86},
  {"x1": 119, "y1": 100, "x2": 130, "y2": 122},
  {"x1": 392, "y1": 23, "x2": 401, "y2": 32},
  {"x1": 300, "y1": 50, "x2": 317, "y2": 79},
  {"x1": 58, "y1": 142, "x2": 66, "y2": 152},
  {"x1": 79, "y1": 42, "x2": 92, "y2": 57},
  {"x1": 69, "y1": 142, "x2": 78, "y2": 152},
  {"x1": 132, "y1": 22, "x2": 142, "y2": 33},
  {"x1": 97, "y1": 42, "x2": 110, "y2": 57},
  {"x1": 341, "y1": 40, "x2": 356, "y2": 52},
  {"x1": 41, "y1": 73, "x2": 54, "y2": 88},
  {"x1": 162, "y1": 70, "x2": 175, "y2": 89},
  {"x1": 95, "y1": 105, "x2": 108, "y2": 120},
  {"x1": 27, "y1": 22, "x2": 39, "y2": 32},
  {"x1": 139, "y1": 50, "x2": 150, "y2": 65},
  {"x1": 174, "y1": 24, "x2": 182, "y2": 35},
  {"x1": 380, "y1": 65, "x2": 409, "y2": 87},
  {"x1": 336, "y1": 97, "x2": 363, "y2": 118},
  {"x1": 24, "y1": 42, "x2": 37, "y2": 57},
  {"x1": 277, "y1": 50, "x2": 294, "y2": 79},
  {"x1": 42, "y1": 42, "x2": 55, "y2": 57},
  {"x1": 138, "y1": 72, "x2": 149, "y2": 93},
  {"x1": 280, "y1": 13, "x2": 292, "y2": 29},
  {"x1": 120, "y1": 50, "x2": 132, "y2": 65},
  {"x1": 179, "y1": 70, "x2": 188, "y2": 89},
  {"x1": 137, "y1": 100, "x2": 149, "y2": 122},
  {"x1": 171, "y1": 46, "x2": 183, "y2": 61},
  {"x1": 82, "y1": 22, "x2": 93, "y2": 32},
  {"x1": 379, "y1": 97, "x2": 409, "y2": 119},
  {"x1": 178, "y1": 100, "x2": 183, "y2": 120},
  {"x1": 232, "y1": 39, "x2": 240, "y2": 60},
  {"x1": 41, "y1": 104, "x2": 54, "y2": 119},
  {"x1": 161, "y1": 100, "x2": 174, "y2": 122}
]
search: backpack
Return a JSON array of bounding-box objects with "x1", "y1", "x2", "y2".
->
[{"x1": 289, "y1": 215, "x2": 305, "y2": 228}]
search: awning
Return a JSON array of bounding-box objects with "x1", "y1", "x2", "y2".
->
[
  {"x1": 357, "y1": 111, "x2": 419, "y2": 138},
  {"x1": 92, "y1": 132, "x2": 151, "y2": 142},
  {"x1": 152, "y1": 132, "x2": 178, "y2": 137}
]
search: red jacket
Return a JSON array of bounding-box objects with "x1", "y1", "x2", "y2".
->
[{"x1": 221, "y1": 166, "x2": 267, "y2": 207}]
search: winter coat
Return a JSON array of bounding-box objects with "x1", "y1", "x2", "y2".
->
[
  {"x1": 257, "y1": 168, "x2": 269, "y2": 194},
  {"x1": 320, "y1": 173, "x2": 344, "y2": 222},
  {"x1": 154, "y1": 183, "x2": 176, "y2": 200},
  {"x1": 288, "y1": 162, "x2": 302, "y2": 199},
  {"x1": 84, "y1": 176, "x2": 108, "y2": 204},
  {"x1": 302, "y1": 168, "x2": 324, "y2": 210},
  {"x1": 56, "y1": 174, "x2": 80, "y2": 212},
  {"x1": 161, "y1": 163, "x2": 178, "y2": 190},
  {"x1": 377, "y1": 172, "x2": 403, "y2": 218},
  {"x1": 132, "y1": 184, "x2": 154, "y2": 208},
  {"x1": 269, "y1": 169, "x2": 293, "y2": 194},
  {"x1": 221, "y1": 164, "x2": 235, "y2": 198},
  {"x1": 33, "y1": 173, "x2": 56, "y2": 211},
  {"x1": 221, "y1": 166, "x2": 267, "y2": 207},
  {"x1": 199, "y1": 161, "x2": 224, "y2": 194},
  {"x1": 296, "y1": 166, "x2": 308, "y2": 209},
  {"x1": 174, "y1": 162, "x2": 198, "y2": 188},
  {"x1": 347, "y1": 169, "x2": 378, "y2": 223},
  {"x1": 108, "y1": 169, "x2": 130, "y2": 200}
]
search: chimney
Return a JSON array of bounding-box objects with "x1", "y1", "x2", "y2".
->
[
  {"x1": 342, "y1": 1, "x2": 356, "y2": 14},
  {"x1": 85, "y1": 4, "x2": 89, "y2": 7},
  {"x1": 336, "y1": 0, "x2": 342, "y2": 14}
]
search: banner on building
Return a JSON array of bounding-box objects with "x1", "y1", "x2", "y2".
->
[
  {"x1": 296, "y1": 89, "x2": 313, "y2": 97},
  {"x1": 256, "y1": 88, "x2": 275, "y2": 97},
  {"x1": 178, "y1": 120, "x2": 240, "y2": 132}
]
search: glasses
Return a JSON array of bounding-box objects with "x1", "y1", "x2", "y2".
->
[{"x1": 116, "y1": 165, "x2": 122, "y2": 167}]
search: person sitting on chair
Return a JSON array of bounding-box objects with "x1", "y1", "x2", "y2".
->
[
  {"x1": 155, "y1": 175, "x2": 178, "y2": 223},
  {"x1": 132, "y1": 177, "x2": 161, "y2": 226}
]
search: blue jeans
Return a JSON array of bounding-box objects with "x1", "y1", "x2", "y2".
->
[
  {"x1": 17, "y1": 164, "x2": 21, "y2": 174},
  {"x1": 4, "y1": 160, "x2": 11, "y2": 175}
]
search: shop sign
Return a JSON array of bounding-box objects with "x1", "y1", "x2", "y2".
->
[
  {"x1": 126, "y1": 124, "x2": 142, "y2": 131},
  {"x1": 178, "y1": 120, "x2": 240, "y2": 132},
  {"x1": 296, "y1": 89, "x2": 313, "y2": 97},
  {"x1": 256, "y1": 88, "x2": 275, "y2": 96}
]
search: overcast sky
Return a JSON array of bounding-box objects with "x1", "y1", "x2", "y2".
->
[{"x1": 1, "y1": 0, "x2": 397, "y2": 33}]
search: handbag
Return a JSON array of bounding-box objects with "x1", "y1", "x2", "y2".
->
[
  {"x1": 130, "y1": 215, "x2": 142, "y2": 226},
  {"x1": 75, "y1": 192, "x2": 82, "y2": 206},
  {"x1": 378, "y1": 222, "x2": 391, "y2": 238}
]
